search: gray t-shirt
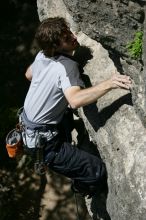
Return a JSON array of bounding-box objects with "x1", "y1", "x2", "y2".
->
[{"x1": 24, "y1": 51, "x2": 84, "y2": 124}]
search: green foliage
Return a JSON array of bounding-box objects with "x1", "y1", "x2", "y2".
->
[{"x1": 126, "y1": 31, "x2": 143, "y2": 60}]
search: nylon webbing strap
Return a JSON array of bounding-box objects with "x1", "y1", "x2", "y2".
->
[{"x1": 21, "y1": 110, "x2": 57, "y2": 131}]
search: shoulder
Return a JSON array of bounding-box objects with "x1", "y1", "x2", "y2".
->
[
  {"x1": 56, "y1": 55, "x2": 79, "y2": 73},
  {"x1": 32, "y1": 51, "x2": 57, "y2": 69},
  {"x1": 57, "y1": 55, "x2": 78, "y2": 65},
  {"x1": 35, "y1": 51, "x2": 50, "y2": 61}
]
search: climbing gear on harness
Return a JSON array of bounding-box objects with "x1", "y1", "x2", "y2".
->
[
  {"x1": 20, "y1": 110, "x2": 59, "y2": 175},
  {"x1": 5, "y1": 107, "x2": 25, "y2": 159},
  {"x1": 34, "y1": 134, "x2": 47, "y2": 175},
  {"x1": 21, "y1": 110, "x2": 58, "y2": 132},
  {"x1": 6, "y1": 128, "x2": 23, "y2": 158}
]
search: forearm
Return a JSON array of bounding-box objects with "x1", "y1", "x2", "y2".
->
[
  {"x1": 65, "y1": 74, "x2": 132, "y2": 109},
  {"x1": 71, "y1": 80, "x2": 111, "y2": 108}
]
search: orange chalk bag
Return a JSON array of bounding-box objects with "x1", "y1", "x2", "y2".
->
[{"x1": 6, "y1": 128, "x2": 24, "y2": 158}]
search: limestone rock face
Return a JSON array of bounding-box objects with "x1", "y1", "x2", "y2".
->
[
  {"x1": 76, "y1": 34, "x2": 146, "y2": 220},
  {"x1": 37, "y1": 0, "x2": 146, "y2": 219},
  {"x1": 63, "y1": 0, "x2": 144, "y2": 58}
]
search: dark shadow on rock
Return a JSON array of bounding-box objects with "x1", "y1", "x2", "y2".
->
[
  {"x1": 83, "y1": 104, "x2": 100, "y2": 132},
  {"x1": 99, "y1": 93, "x2": 133, "y2": 127},
  {"x1": 80, "y1": 93, "x2": 133, "y2": 133},
  {"x1": 108, "y1": 49, "x2": 124, "y2": 74},
  {"x1": 74, "y1": 45, "x2": 93, "y2": 74},
  {"x1": 74, "y1": 117, "x2": 100, "y2": 157},
  {"x1": 74, "y1": 46, "x2": 100, "y2": 132},
  {"x1": 134, "y1": 0, "x2": 146, "y2": 7},
  {"x1": 80, "y1": 92, "x2": 133, "y2": 132}
]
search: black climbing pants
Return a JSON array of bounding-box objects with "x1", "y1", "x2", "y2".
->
[{"x1": 44, "y1": 136, "x2": 106, "y2": 195}]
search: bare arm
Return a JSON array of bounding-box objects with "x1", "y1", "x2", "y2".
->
[
  {"x1": 64, "y1": 74, "x2": 132, "y2": 109},
  {"x1": 25, "y1": 66, "x2": 32, "y2": 81}
]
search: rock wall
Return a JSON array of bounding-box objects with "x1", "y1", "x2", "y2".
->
[
  {"x1": 37, "y1": 1, "x2": 146, "y2": 219},
  {"x1": 63, "y1": 0, "x2": 144, "y2": 57}
]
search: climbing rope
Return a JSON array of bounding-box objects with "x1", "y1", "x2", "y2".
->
[{"x1": 74, "y1": 192, "x2": 80, "y2": 220}]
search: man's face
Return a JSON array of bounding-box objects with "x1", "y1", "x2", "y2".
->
[{"x1": 57, "y1": 29, "x2": 79, "y2": 55}]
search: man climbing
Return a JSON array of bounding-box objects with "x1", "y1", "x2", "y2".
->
[{"x1": 20, "y1": 17, "x2": 132, "y2": 196}]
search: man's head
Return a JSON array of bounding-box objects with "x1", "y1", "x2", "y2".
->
[{"x1": 35, "y1": 17, "x2": 79, "y2": 57}]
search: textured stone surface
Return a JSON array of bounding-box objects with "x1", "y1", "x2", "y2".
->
[
  {"x1": 76, "y1": 34, "x2": 146, "y2": 219},
  {"x1": 37, "y1": 0, "x2": 146, "y2": 219},
  {"x1": 37, "y1": 0, "x2": 78, "y2": 32},
  {"x1": 63, "y1": 0, "x2": 144, "y2": 59}
]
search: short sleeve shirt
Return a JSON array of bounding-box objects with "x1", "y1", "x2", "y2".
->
[{"x1": 24, "y1": 51, "x2": 84, "y2": 124}]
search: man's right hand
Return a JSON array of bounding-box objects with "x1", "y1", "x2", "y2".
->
[{"x1": 108, "y1": 73, "x2": 132, "y2": 90}]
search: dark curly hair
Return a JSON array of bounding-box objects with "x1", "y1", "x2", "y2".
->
[{"x1": 35, "y1": 17, "x2": 69, "y2": 57}]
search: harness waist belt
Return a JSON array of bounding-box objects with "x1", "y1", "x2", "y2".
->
[{"x1": 21, "y1": 110, "x2": 58, "y2": 131}]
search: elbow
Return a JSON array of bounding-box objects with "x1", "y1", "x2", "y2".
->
[
  {"x1": 70, "y1": 104, "x2": 78, "y2": 109},
  {"x1": 25, "y1": 73, "x2": 32, "y2": 81},
  {"x1": 65, "y1": 88, "x2": 83, "y2": 109},
  {"x1": 25, "y1": 72, "x2": 30, "y2": 80},
  {"x1": 69, "y1": 100, "x2": 81, "y2": 109},
  {"x1": 25, "y1": 66, "x2": 32, "y2": 81}
]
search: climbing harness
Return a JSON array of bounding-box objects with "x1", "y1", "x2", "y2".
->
[{"x1": 19, "y1": 109, "x2": 59, "y2": 175}]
